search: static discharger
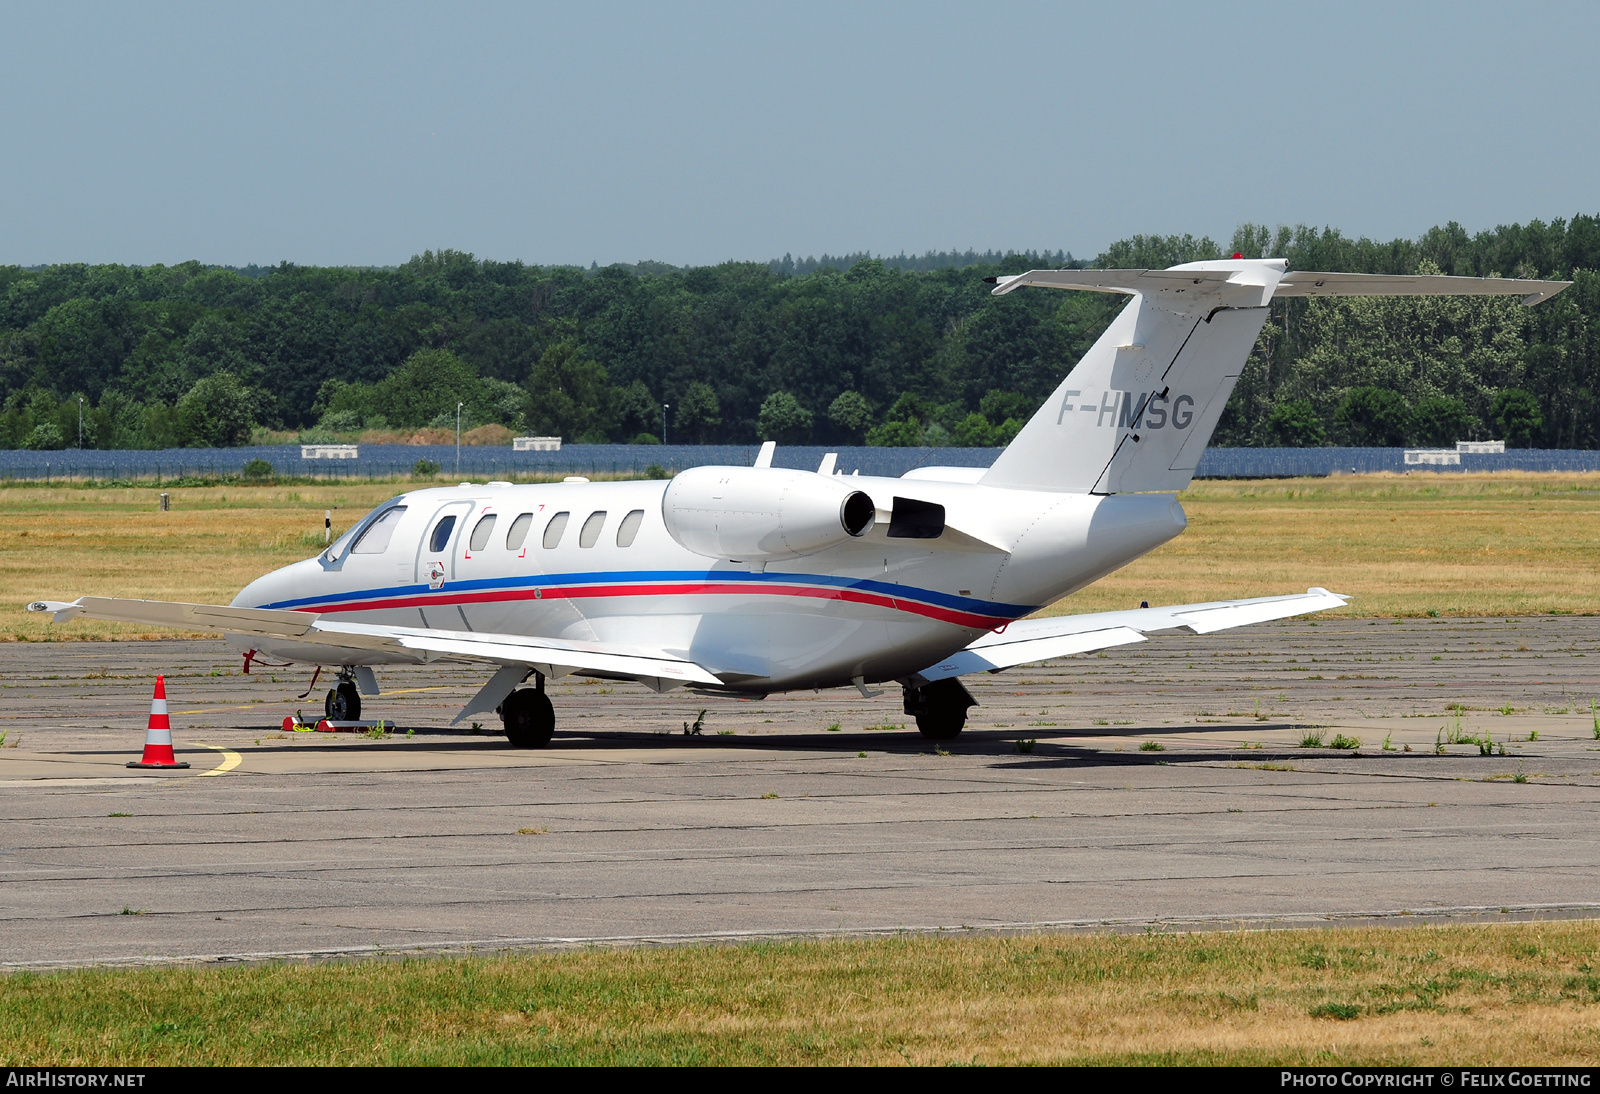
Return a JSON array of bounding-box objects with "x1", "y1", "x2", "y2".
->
[{"x1": 127, "y1": 675, "x2": 189, "y2": 769}]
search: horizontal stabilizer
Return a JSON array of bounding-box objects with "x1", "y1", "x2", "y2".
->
[
  {"x1": 915, "y1": 588, "x2": 1347, "y2": 682},
  {"x1": 981, "y1": 257, "x2": 1572, "y2": 497},
  {"x1": 1274, "y1": 270, "x2": 1571, "y2": 306},
  {"x1": 991, "y1": 266, "x2": 1571, "y2": 307}
]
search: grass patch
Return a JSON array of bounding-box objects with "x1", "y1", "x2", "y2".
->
[
  {"x1": 4, "y1": 923, "x2": 1600, "y2": 1064},
  {"x1": 1138, "y1": 741, "x2": 1165, "y2": 752},
  {"x1": 1035, "y1": 473, "x2": 1600, "y2": 621},
  {"x1": 1298, "y1": 731, "x2": 1325, "y2": 748},
  {"x1": 1329, "y1": 733, "x2": 1361, "y2": 751},
  {"x1": 8, "y1": 473, "x2": 1600, "y2": 640}
]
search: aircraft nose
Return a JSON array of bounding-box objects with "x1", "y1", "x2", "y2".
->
[{"x1": 232, "y1": 558, "x2": 319, "y2": 609}]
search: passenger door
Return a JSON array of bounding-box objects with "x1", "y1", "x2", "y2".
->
[
  {"x1": 413, "y1": 501, "x2": 475, "y2": 629},
  {"x1": 452, "y1": 502, "x2": 506, "y2": 632}
]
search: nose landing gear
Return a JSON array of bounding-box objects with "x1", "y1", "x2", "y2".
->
[
  {"x1": 325, "y1": 676, "x2": 361, "y2": 722},
  {"x1": 501, "y1": 672, "x2": 556, "y2": 748},
  {"x1": 903, "y1": 677, "x2": 976, "y2": 741}
]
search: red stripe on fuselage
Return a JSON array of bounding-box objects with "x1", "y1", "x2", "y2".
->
[{"x1": 296, "y1": 582, "x2": 1006, "y2": 630}]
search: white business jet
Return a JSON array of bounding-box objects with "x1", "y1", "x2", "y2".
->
[{"x1": 29, "y1": 260, "x2": 1570, "y2": 746}]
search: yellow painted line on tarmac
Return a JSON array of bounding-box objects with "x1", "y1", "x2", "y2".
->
[
  {"x1": 177, "y1": 685, "x2": 455, "y2": 715},
  {"x1": 194, "y1": 744, "x2": 242, "y2": 777}
]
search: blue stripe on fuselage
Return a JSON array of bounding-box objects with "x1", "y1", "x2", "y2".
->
[{"x1": 257, "y1": 568, "x2": 1033, "y2": 620}]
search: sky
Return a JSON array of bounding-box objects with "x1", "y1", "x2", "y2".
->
[{"x1": 2, "y1": 1, "x2": 1597, "y2": 269}]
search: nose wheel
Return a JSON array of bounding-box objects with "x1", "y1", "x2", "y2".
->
[
  {"x1": 325, "y1": 680, "x2": 361, "y2": 722},
  {"x1": 502, "y1": 685, "x2": 556, "y2": 748}
]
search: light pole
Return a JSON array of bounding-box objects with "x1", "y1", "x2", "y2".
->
[
  {"x1": 77, "y1": 398, "x2": 83, "y2": 449},
  {"x1": 662, "y1": 403, "x2": 669, "y2": 445},
  {"x1": 455, "y1": 402, "x2": 464, "y2": 477}
]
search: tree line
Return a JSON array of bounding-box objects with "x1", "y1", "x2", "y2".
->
[{"x1": 0, "y1": 215, "x2": 1595, "y2": 450}]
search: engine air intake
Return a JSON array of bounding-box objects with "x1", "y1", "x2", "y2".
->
[
  {"x1": 662, "y1": 466, "x2": 878, "y2": 562},
  {"x1": 841, "y1": 491, "x2": 875, "y2": 537}
]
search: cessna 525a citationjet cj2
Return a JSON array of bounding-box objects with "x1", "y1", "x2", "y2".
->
[{"x1": 30, "y1": 259, "x2": 1571, "y2": 746}]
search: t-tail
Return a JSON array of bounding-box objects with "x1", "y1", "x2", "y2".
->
[{"x1": 979, "y1": 259, "x2": 1572, "y2": 496}]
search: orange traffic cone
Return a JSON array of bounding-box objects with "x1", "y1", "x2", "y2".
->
[{"x1": 127, "y1": 675, "x2": 189, "y2": 769}]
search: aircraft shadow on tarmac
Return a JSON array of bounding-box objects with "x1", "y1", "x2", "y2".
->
[{"x1": 199, "y1": 720, "x2": 1441, "y2": 772}]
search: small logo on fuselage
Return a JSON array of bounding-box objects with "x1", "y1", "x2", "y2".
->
[{"x1": 1056, "y1": 390, "x2": 1194, "y2": 429}]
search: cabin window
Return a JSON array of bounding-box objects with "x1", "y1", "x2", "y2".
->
[
  {"x1": 542, "y1": 511, "x2": 570, "y2": 549},
  {"x1": 615, "y1": 509, "x2": 644, "y2": 547},
  {"x1": 350, "y1": 506, "x2": 406, "y2": 555},
  {"x1": 428, "y1": 514, "x2": 458, "y2": 553},
  {"x1": 579, "y1": 510, "x2": 607, "y2": 548},
  {"x1": 505, "y1": 512, "x2": 533, "y2": 550},
  {"x1": 468, "y1": 513, "x2": 497, "y2": 552}
]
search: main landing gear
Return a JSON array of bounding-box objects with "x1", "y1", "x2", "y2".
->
[
  {"x1": 903, "y1": 677, "x2": 976, "y2": 741},
  {"x1": 501, "y1": 672, "x2": 556, "y2": 749}
]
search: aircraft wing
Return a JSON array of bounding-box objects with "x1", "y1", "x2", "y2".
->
[
  {"x1": 914, "y1": 588, "x2": 1348, "y2": 682},
  {"x1": 26, "y1": 596, "x2": 721, "y2": 690}
]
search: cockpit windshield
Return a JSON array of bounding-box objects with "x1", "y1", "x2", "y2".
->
[
  {"x1": 322, "y1": 496, "x2": 407, "y2": 563},
  {"x1": 352, "y1": 506, "x2": 408, "y2": 554}
]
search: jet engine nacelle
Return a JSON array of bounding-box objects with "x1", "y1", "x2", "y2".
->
[{"x1": 661, "y1": 466, "x2": 876, "y2": 562}]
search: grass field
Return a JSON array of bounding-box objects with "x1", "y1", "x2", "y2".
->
[
  {"x1": 2, "y1": 472, "x2": 1598, "y2": 640},
  {"x1": 4, "y1": 924, "x2": 1599, "y2": 1065}
]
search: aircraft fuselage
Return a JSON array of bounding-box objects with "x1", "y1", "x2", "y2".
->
[{"x1": 232, "y1": 473, "x2": 1187, "y2": 693}]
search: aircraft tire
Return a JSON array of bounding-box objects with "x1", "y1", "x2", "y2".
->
[
  {"x1": 905, "y1": 678, "x2": 975, "y2": 741},
  {"x1": 914, "y1": 709, "x2": 965, "y2": 740},
  {"x1": 502, "y1": 688, "x2": 556, "y2": 749},
  {"x1": 326, "y1": 681, "x2": 361, "y2": 722}
]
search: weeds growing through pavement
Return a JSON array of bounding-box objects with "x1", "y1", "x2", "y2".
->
[
  {"x1": 1329, "y1": 733, "x2": 1360, "y2": 750},
  {"x1": 1015, "y1": 739, "x2": 1036, "y2": 754},
  {"x1": 1381, "y1": 733, "x2": 1395, "y2": 751},
  {"x1": 1299, "y1": 730, "x2": 1325, "y2": 748},
  {"x1": 1139, "y1": 741, "x2": 1165, "y2": 752},
  {"x1": 683, "y1": 709, "x2": 707, "y2": 736}
]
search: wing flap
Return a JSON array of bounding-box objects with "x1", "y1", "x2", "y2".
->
[{"x1": 917, "y1": 626, "x2": 1147, "y2": 682}]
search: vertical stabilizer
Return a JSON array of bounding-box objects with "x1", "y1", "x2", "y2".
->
[{"x1": 981, "y1": 260, "x2": 1283, "y2": 494}]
